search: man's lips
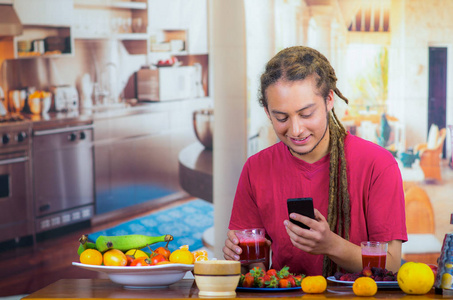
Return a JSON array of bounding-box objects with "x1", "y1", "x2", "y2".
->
[{"x1": 289, "y1": 135, "x2": 310, "y2": 145}]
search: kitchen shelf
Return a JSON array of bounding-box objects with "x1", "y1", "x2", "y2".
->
[
  {"x1": 114, "y1": 33, "x2": 148, "y2": 40},
  {"x1": 74, "y1": 0, "x2": 147, "y2": 10}
]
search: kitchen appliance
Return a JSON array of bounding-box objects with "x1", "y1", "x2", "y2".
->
[
  {"x1": 51, "y1": 85, "x2": 79, "y2": 111},
  {"x1": 32, "y1": 123, "x2": 94, "y2": 233},
  {"x1": 0, "y1": 121, "x2": 34, "y2": 243},
  {"x1": 8, "y1": 89, "x2": 27, "y2": 113},
  {"x1": 193, "y1": 108, "x2": 213, "y2": 149},
  {"x1": 136, "y1": 66, "x2": 197, "y2": 101}
]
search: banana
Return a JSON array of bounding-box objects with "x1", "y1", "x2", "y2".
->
[
  {"x1": 95, "y1": 234, "x2": 173, "y2": 253},
  {"x1": 77, "y1": 234, "x2": 97, "y2": 256}
]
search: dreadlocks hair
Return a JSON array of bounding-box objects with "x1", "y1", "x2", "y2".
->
[{"x1": 258, "y1": 46, "x2": 350, "y2": 277}]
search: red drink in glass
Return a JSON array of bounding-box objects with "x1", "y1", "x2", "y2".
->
[
  {"x1": 362, "y1": 253, "x2": 387, "y2": 269},
  {"x1": 238, "y1": 238, "x2": 266, "y2": 263},
  {"x1": 236, "y1": 228, "x2": 266, "y2": 264}
]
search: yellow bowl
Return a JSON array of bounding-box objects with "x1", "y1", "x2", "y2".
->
[{"x1": 194, "y1": 260, "x2": 241, "y2": 298}]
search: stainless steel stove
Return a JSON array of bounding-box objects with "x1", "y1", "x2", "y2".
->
[{"x1": 0, "y1": 118, "x2": 34, "y2": 243}]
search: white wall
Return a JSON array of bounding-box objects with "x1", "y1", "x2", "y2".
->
[{"x1": 389, "y1": 0, "x2": 453, "y2": 151}]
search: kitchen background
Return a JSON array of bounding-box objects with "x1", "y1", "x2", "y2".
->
[
  {"x1": 0, "y1": 0, "x2": 213, "y2": 245},
  {"x1": 1, "y1": 0, "x2": 453, "y2": 297}
]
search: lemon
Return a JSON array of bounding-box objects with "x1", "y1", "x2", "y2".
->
[
  {"x1": 441, "y1": 273, "x2": 453, "y2": 289},
  {"x1": 125, "y1": 249, "x2": 149, "y2": 259},
  {"x1": 169, "y1": 246, "x2": 194, "y2": 264},
  {"x1": 397, "y1": 262, "x2": 435, "y2": 294},
  {"x1": 352, "y1": 277, "x2": 377, "y2": 296}
]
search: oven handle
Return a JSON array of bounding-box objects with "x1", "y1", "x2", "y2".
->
[
  {"x1": 0, "y1": 156, "x2": 29, "y2": 165},
  {"x1": 34, "y1": 124, "x2": 94, "y2": 136}
]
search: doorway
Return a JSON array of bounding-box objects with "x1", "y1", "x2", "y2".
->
[{"x1": 428, "y1": 47, "x2": 447, "y2": 158}]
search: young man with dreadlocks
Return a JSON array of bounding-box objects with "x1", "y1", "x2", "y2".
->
[{"x1": 223, "y1": 46, "x2": 407, "y2": 277}]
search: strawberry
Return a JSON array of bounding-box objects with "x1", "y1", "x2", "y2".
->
[
  {"x1": 254, "y1": 276, "x2": 266, "y2": 288},
  {"x1": 242, "y1": 274, "x2": 254, "y2": 288},
  {"x1": 278, "y1": 278, "x2": 291, "y2": 288},
  {"x1": 286, "y1": 275, "x2": 296, "y2": 287},
  {"x1": 267, "y1": 268, "x2": 278, "y2": 278},
  {"x1": 265, "y1": 275, "x2": 279, "y2": 288}
]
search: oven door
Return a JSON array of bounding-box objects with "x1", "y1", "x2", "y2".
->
[{"x1": 0, "y1": 152, "x2": 33, "y2": 243}]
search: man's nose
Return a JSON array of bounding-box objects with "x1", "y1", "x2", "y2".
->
[{"x1": 289, "y1": 117, "x2": 304, "y2": 136}]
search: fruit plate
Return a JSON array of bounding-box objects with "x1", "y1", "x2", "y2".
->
[
  {"x1": 326, "y1": 276, "x2": 400, "y2": 288},
  {"x1": 72, "y1": 262, "x2": 194, "y2": 289},
  {"x1": 237, "y1": 286, "x2": 301, "y2": 292}
]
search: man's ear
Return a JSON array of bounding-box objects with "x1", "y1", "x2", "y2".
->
[
  {"x1": 326, "y1": 90, "x2": 334, "y2": 112},
  {"x1": 265, "y1": 107, "x2": 271, "y2": 120}
]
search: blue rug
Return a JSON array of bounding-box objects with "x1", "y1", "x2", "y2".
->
[
  {"x1": 96, "y1": 184, "x2": 176, "y2": 214},
  {"x1": 88, "y1": 199, "x2": 213, "y2": 252}
]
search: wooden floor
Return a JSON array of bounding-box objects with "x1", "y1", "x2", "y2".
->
[{"x1": 0, "y1": 197, "x2": 192, "y2": 298}]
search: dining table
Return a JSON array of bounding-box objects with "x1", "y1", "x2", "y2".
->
[{"x1": 22, "y1": 278, "x2": 451, "y2": 299}]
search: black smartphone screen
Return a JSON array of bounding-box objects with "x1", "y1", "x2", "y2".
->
[{"x1": 287, "y1": 198, "x2": 315, "y2": 230}]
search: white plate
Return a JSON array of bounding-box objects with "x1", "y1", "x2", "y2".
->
[
  {"x1": 327, "y1": 276, "x2": 399, "y2": 288},
  {"x1": 73, "y1": 262, "x2": 194, "y2": 288}
]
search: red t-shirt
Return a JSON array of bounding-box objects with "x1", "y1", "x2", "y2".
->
[{"x1": 229, "y1": 134, "x2": 407, "y2": 275}]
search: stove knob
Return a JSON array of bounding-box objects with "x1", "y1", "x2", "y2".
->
[
  {"x1": 2, "y1": 134, "x2": 10, "y2": 145},
  {"x1": 68, "y1": 132, "x2": 77, "y2": 141},
  {"x1": 79, "y1": 131, "x2": 86, "y2": 140},
  {"x1": 17, "y1": 131, "x2": 27, "y2": 142}
]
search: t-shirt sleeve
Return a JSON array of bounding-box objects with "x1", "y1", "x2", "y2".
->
[
  {"x1": 366, "y1": 157, "x2": 408, "y2": 243},
  {"x1": 228, "y1": 159, "x2": 265, "y2": 230}
]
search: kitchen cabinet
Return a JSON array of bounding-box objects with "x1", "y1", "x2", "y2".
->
[
  {"x1": 14, "y1": 0, "x2": 73, "y2": 27},
  {"x1": 12, "y1": 0, "x2": 74, "y2": 57},
  {"x1": 148, "y1": 0, "x2": 208, "y2": 55},
  {"x1": 93, "y1": 99, "x2": 209, "y2": 215},
  {"x1": 73, "y1": 0, "x2": 148, "y2": 55}
]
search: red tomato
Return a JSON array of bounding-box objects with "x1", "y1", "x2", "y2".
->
[
  {"x1": 130, "y1": 257, "x2": 152, "y2": 266},
  {"x1": 150, "y1": 254, "x2": 167, "y2": 265}
]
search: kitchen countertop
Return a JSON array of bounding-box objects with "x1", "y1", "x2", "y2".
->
[
  {"x1": 11, "y1": 97, "x2": 211, "y2": 130},
  {"x1": 22, "y1": 278, "x2": 448, "y2": 299}
]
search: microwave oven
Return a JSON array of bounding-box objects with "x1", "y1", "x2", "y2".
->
[{"x1": 136, "y1": 66, "x2": 197, "y2": 101}]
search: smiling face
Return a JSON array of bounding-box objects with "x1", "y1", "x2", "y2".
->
[{"x1": 265, "y1": 76, "x2": 334, "y2": 163}]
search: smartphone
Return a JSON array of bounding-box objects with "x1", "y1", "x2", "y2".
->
[{"x1": 287, "y1": 198, "x2": 315, "y2": 230}]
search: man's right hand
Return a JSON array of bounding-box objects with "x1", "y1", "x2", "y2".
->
[{"x1": 223, "y1": 230, "x2": 241, "y2": 261}]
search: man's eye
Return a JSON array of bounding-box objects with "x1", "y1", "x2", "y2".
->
[
  {"x1": 275, "y1": 116, "x2": 288, "y2": 122},
  {"x1": 301, "y1": 113, "x2": 313, "y2": 119}
]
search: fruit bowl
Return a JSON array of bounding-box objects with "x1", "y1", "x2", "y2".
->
[{"x1": 72, "y1": 262, "x2": 193, "y2": 288}]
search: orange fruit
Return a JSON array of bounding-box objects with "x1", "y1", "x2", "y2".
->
[
  {"x1": 169, "y1": 246, "x2": 194, "y2": 264},
  {"x1": 301, "y1": 276, "x2": 327, "y2": 293},
  {"x1": 193, "y1": 250, "x2": 208, "y2": 260},
  {"x1": 397, "y1": 262, "x2": 435, "y2": 294},
  {"x1": 103, "y1": 249, "x2": 127, "y2": 266},
  {"x1": 352, "y1": 277, "x2": 377, "y2": 296},
  {"x1": 195, "y1": 255, "x2": 208, "y2": 261},
  {"x1": 80, "y1": 249, "x2": 103, "y2": 265}
]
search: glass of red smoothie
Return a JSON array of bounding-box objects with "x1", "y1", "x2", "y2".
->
[
  {"x1": 361, "y1": 241, "x2": 388, "y2": 269},
  {"x1": 236, "y1": 228, "x2": 267, "y2": 264}
]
